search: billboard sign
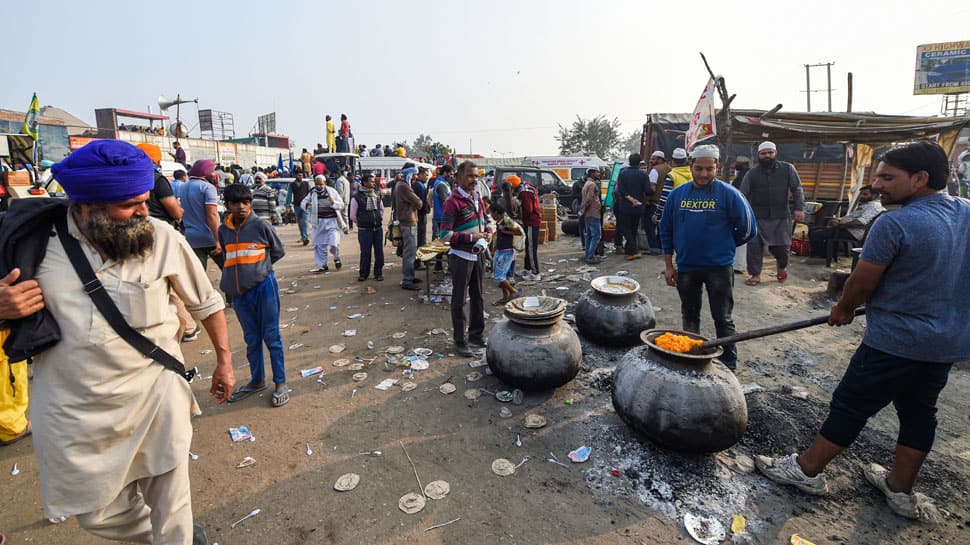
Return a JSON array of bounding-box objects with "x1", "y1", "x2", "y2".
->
[{"x1": 914, "y1": 41, "x2": 970, "y2": 95}]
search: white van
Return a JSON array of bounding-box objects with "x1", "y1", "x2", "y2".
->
[
  {"x1": 522, "y1": 156, "x2": 609, "y2": 182},
  {"x1": 358, "y1": 156, "x2": 436, "y2": 204}
]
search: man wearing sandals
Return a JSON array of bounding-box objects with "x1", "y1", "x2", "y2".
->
[
  {"x1": 739, "y1": 141, "x2": 804, "y2": 285},
  {"x1": 0, "y1": 140, "x2": 234, "y2": 544},
  {"x1": 756, "y1": 141, "x2": 970, "y2": 522},
  {"x1": 219, "y1": 184, "x2": 289, "y2": 408}
]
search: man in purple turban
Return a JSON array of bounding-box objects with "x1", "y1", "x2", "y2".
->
[{"x1": 4, "y1": 140, "x2": 235, "y2": 545}]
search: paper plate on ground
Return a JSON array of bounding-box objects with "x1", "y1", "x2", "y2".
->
[
  {"x1": 392, "y1": 332, "x2": 407, "y2": 339},
  {"x1": 414, "y1": 348, "x2": 433, "y2": 357},
  {"x1": 352, "y1": 372, "x2": 368, "y2": 382},
  {"x1": 439, "y1": 383, "x2": 456, "y2": 394},
  {"x1": 424, "y1": 480, "x2": 451, "y2": 500},
  {"x1": 400, "y1": 381, "x2": 417, "y2": 392},
  {"x1": 464, "y1": 389, "x2": 481, "y2": 400},
  {"x1": 465, "y1": 371, "x2": 483, "y2": 382},
  {"x1": 334, "y1": 473, "x2": 360, "y2": 491},
  {"x1": 683, "y1": 513, "x2": 726, "y2": 545},
  {"x1": 349, "y1": 363, "x2": 365, "y2": 371},
  {"x1": 410, "y1": 359, "x2": 430, "y2": 370},
  {"x1": 430, "y1": 328, "x2": 447, "y2": 335},
  {"x1": 332, "y1": 358, "x2": 350, "y2": 367},
  {"x1": 398, "y1": 492, "x2": 426, "y2": 514},
  {"x1": 491, "y1": 458, "x2": 516, "y2": 476},
  {"x1": 386, "y1": 345, "x2": 405, "y2": 354},
  {"x1": 329, "y1": 344, "x2": 346, "y2": 353},
  {"x1": 524, "y1": 414, "x2": 547, "y2": 429}
]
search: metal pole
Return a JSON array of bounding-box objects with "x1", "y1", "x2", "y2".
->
[
  {"x1": 847, "y1": 72, "x2": 853, "y2": 112},
  {"x1": 175, "y1": 93, "x2": 181, "y2": 140},
  {"x1": 826, "y1": 63, "x2": 833, "y2": 112},
  {"x1": 805, "y1": 65, "x2": 811, "y2": 112}
]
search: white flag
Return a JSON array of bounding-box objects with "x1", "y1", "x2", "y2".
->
[{"x1": 685, "y1": 78, "x2": 717, "y2": 151}]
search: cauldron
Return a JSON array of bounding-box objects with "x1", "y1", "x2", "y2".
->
[
  {"x1": 611, "y1": 330, "x2": 747, "y2": 453},
  {"x1": 576, "y1": 276, "x2": 655, "y2": 347},
  {"x1": 486, "y1": 297, "x2": 582, "y2": 391}
]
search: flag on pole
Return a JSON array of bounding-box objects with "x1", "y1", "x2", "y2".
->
[
  {"x1": 288, "y1": 151, "x2": 295, "y2": 174},
  {"x1": 22, "y1": 92, "x2": 40, "y2": 140},
  {"x1": 278, "y1": 153, "x2": 284, "y2": 173},
  {"x1": 685, "y1": 78, "x2": 717, "y2": 152}
]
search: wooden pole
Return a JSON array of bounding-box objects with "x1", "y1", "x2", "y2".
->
[
  {"x1": 699, "y1": 52, "x2": 733, "y2": 179},
  {"x1": 846, "y1": 72, "x2": 853, "y2": 113}
]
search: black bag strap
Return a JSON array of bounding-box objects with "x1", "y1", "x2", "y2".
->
[{"x1": 54, "y1": 212, "x2": 195, "y2": 382}]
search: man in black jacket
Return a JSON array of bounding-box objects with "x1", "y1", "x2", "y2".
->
[{"x1": 613, "y1": 153, "x2": 652, "y2": 260}]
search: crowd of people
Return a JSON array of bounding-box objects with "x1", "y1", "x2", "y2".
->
[{"x1": 0, "y1": 134, "x2": 967, "y2": 544}]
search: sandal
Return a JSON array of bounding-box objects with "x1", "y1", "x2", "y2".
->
[
  {"x1": 0, "y1": 420, "x2": 31, "y2": 447},
  {"x1": 228, "y1": 383, "x2": 267, "y2": 403},
  {"x1": 272, "y1": 388, "x2": 290, "y2": 408},
  {"x1": 777, "y1": 269, "x2": 788, "y2": 283},
  {"x1": 744, "y1": 277, "x2": 761, "y2": 286}
]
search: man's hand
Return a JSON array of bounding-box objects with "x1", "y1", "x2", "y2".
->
[
  {"x1": 651, "y1": 216, "x2": 659, "y2": 225},
  {"x1": 210, "y1": 246, "x2": 223, "y2": 256},
  {"x1": 0, "y1": 268, "x2": 45, "y2": 320},
  {"x1": 827, "y1": 218, "x2": 840, "y2": 227},
  {"x1": 828, "y1": 304, "x2": 857, "y2": 326},
  {"x1": 793, "y1": 210, "x2": 805, "y2": 222},
  {"x1": 209, "y1": 361, "x2": 236, "y2": 404},
  {"x1": 664, "y1": 265, "x2": 678, "y2": 287}
]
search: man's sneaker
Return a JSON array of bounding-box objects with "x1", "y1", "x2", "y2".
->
[
  {"x1": 864, "y1": 463, "x2": 941, "y2": 521},
  {"x1": 334, "y1": 258, "x2": 342, "y2": 270},
  {"x1": 402, "y1": 284, "x2": 421, "y2": 291},
  {"x1": 454, "y1": 343, "x2": 474, "y2": 357},
  {"x1": 468, "y1": 337, "x2": 487, "y2": 349},
  {"x1": 755, "y1": 453, "x2": 828, "y2": 496},
  {"x1": 532, "y1": 273, "x2": 541, "y2": 281},
  {"x1": 181, "y1": 329, "x2": 200, "y2": 343}
]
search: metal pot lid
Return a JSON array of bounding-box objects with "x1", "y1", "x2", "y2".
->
[
  {"x1": 590, "y1": 275, "x2": 640, "y2": 296},
  {"x1": 639, "y1": 329, "x2": 724, "y2": 360},
  {"x1": 504, "y1": 296, "x2": 567, "y2": 322}
]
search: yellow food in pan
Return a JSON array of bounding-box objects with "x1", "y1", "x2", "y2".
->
[{"x1": 654, "y1": 333, "x2": 703, "y2": 353}]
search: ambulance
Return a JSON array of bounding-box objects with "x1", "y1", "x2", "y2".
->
[{"x1": 521, "y1": 156, "x2": 609, "y2": 182}]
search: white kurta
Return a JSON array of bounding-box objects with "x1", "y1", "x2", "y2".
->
[{"x1": 31, "y1": 215, "x2": 224, "y2": 518}]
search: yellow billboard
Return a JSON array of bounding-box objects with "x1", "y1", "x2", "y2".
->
[{"x1": 914, "y1": 41, "x2": 970, "y2": 95}]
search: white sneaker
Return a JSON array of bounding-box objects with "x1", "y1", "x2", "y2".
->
[
  {"x1": 755, "y1": 453, "x2": 828, "y2": 496},
  {"x1": 532, "y1": 273, "x2": 542, "y2": 281},
  {"x1": 864, "y1": 463, "x2": 942, "y2": 522}
]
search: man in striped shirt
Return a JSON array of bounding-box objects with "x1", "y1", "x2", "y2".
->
[{"x1": 439, "y1": 161, "x2": 493, "y2": 357}]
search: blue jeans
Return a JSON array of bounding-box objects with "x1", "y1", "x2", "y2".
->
[
  {"x1": 583, "y1": 216, "x2": 601, "y2": 260},
  {"x1": 358, "y1": 227, "x2": 384, "y2": 278},
  {"x1": 233, "y1": 273, "x2": 286, "y2": 385},
  {"x1": 294, "y1": 207, "x2": 309, "y2": 241}
]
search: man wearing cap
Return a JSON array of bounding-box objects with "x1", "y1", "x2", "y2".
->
[
  {"x1": 644, "y1": 151, "x2": 671, "y2": 254},
  {"x1": 653, "y1": 148, "x2": 691, "y2": 224},
  {"x1": 0, "y1": 140, "x2": 234, "y2": 544},
  {"x1": 659, "y1": 145, "x2": 756, "y2": 371},
  {"x1": 740, "y1": 141, "x2": 805, "y2": 285}
]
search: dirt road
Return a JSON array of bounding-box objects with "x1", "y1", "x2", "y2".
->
[{"x1": 1, "y1": 223, "x2": 967, "y2": 545}]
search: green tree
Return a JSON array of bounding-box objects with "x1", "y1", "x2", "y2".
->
[
  {"x1": 410, "y1": 134, "x2": 454, "y2": 159},
  {"x1": 555, "y1": 115, "x2": 622, "y2": 160},
  {"x1": 618, "y1": 130, "x2": 643, "y2": 161}
]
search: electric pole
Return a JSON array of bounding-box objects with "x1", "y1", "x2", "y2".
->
[{"x1": 802, "y1": 62, "x2": 836, "y2": 112}]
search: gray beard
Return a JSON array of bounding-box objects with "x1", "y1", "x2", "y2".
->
[{"x1": 78, "y1": 206, "x2": 155, "y2": 262}]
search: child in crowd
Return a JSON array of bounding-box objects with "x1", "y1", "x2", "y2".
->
[
  {"x1": 489, "y1": 202, "x2": 523, "y2": 306},
  {"x1": 218, "y1": 184, "x2": 289, "y2": 407}
]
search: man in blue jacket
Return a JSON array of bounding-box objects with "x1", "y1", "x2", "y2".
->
[{"x1": 659, "y1": 145, "x2": 756, "y2": 370}]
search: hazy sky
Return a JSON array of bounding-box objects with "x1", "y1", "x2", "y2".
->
[{"x1": 8, "y1": 0, "x2": 968, "y2": 156}]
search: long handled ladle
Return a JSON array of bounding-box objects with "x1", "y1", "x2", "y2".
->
[{"x1": 690, "y1": 307, "x2": 866, "y2": 354}]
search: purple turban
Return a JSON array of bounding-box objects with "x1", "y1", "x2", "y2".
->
[
  {"x1": 188, "y1": 159, "x2": 215, "y2": 178},
  {"x1": 51, "y1": 140, "x2": 155, "y2": 204}
]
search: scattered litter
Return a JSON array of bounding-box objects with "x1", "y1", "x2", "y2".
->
[
  {"x1": 616, "y1": 270, "x2": 629, "y2": 276},
  {"x1": 495, "y1": 391, "x2": 513, "y2": 402},
  {"x1": 48, "y1": 516, "x2": 68, "y2": 524},
  {"x1": 189, "y1": 451, "x2": 199, "y2": 461},
  {"x1": 499, "y1": 407, "x2": 512, "y2": 418},
  {"x1": 401, "y1": 381, "x2": 417, "y2": 392},
  {"x1": 791, "y1": 387, "x2": 810, "y2": 400},
  {"x1": 741, "y1": 383, "x2": 764, "y2": 395},
  {"x1": 439, "y1": 383, "x2": 457, "y2": 394},
  {"x1": 342, "y1": 329, "x2": 357, "y2": 337},
  {"x1": 556, "y1": 286, "x2": 570, "y2": 291},
  {"x1": 286, "y1": 307, "x2": 299, "y2": 312},
  {"x1": 329, "y1": 306, "x2": 337, "y2": 310},
  {"x1": 392, "y1": 331, "x2": 407, "y2": 339},
  {"x1": 515, "y1": 434, "x2": 522, "y2": 447},
  {"x1": 386, "y1": 345, "x2": 405, "y2": 354},
  {"x1": 304, "y1": 442, "x2": 313, "y2": 456},
  {"x1": 430, "y1": 328, "x2": 447, "y2": 335},
  {"x1": 410, "y1": 360, "x2": 429, "y2": 370},
  {"x1": 334, "y1": 473, "x2": 360, "y2": 491},
  {"x1": 569, "y1": 445, "x2": 592, "y2": 463},
  {"x1": 399, "y1": 492, "x2": 426, "y2": 514},
  {"x1": 329, "y1": 344, "x2": 346, "y2": 353},
  {"x1": 515, "y1": 457, "x2": 530, "y2": 468},
  {"x1": 300, "y1": 366, "x2": 324, "y2": 378},
  {"x1": 512, "y1": 389, "x2": 524, "y2": 405},
  {"x1": 414, "y1": 348, "x2": 433, "y2": 357},
  {"x1": 576, "y1": 266, "x2": 598, "y2": 273},
  {"x1": 491, "y1": 458, "x2": 516, "y2": 476},
  {"x1": 548, "y1": 457, "x2": 569, "y2": 468},
  {"x1": 349, "y1": 363, "x2": 365, "y2": 371},
  {"x1": 464, "y1": 389, "x2": 481, "y2": 400},
  {"x1": 347, "y1": 313, "x2": 363, "y2": 319},
  {"x1": 228, "y1": 426, "x2": 254, "y2": 443},
  {"x1": 359, "y1": 450, "x2": 383, "y2": 457},
  {"x1": 684, "y1": 513, "x2": 726, "y2": 545},
  {"x1": 424, "y1": 480, "x2": 451, "y2": 500},
  {"x1": 235, "y1": 456, "x2": 256, "y2": 468},
  {"x1": 332, "y1": 358, "x2": 350, "y2": 367},
  {"x1": 565, "y1": 275, "x2": 582, "y2": 282},
  {"x1": 522, "y1": 296, "x2": 540, "y2": 309},
  {"x1": 564, "y1": 313, "x2": 576, "y2": 322},
  {"x1": 465, "y1": 371, "x2": 483, "y2": 382},
  {"x1": 199, "y1": 349, "x2": 212, "y2": 355},
  {"x1": 352, "y1": 372, "x2": 368, "y2": 382},
  {"x1": 288, "y1": 343, "x2": 305, "y2": 350},
  {"x1": 351, "y1": 389, "x2": 357, "y2": 398},
  {"x1": 375, "y1": 378, "x2": 399, "y2": 391},
  {"x1": 731, "y1": 515, "x2": 746, "y2": 534},
  {"x1": 790, "y1": 536, "x2": 817, "y2": 545},
  {"x1": 468, "y1": 359, "x2": 488, "y2": 368},
  {"x1": 231, "y1": 508, "x2": 261, "y2": 529},
  {"x1": 564, "y1": 399, "x2": 574, "y2": 405},
  {"x1": 366, "y1": 286, "x2": 377, "y2": 294},
  {"x1": 11, "y1": 463, "x2": 20, "y2": 476},
  {"x1": 367, "y1": 341, "x2": 375, "y2": 349},
  {"x1": 425, "y1": 517, "x2": 461, "y2": 532}
]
